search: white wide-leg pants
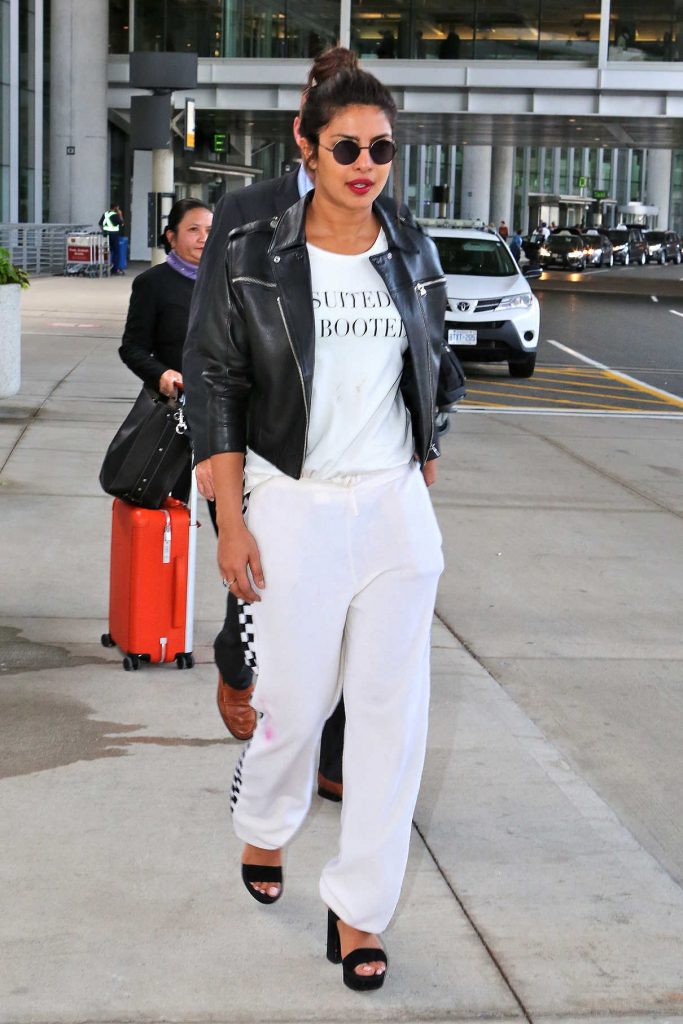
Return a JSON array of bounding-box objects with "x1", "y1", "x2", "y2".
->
[{"x1": 231, "y1": 462, "x2": 444, "y2": 933}]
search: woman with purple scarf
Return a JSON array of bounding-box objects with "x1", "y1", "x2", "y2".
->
[{"x1": 119, "y1": 199, "x2": 213, "y2": 400}]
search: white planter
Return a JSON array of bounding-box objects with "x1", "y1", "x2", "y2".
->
[{"x1": 0, "y1": 284, "x2": 21, "y2": 398}]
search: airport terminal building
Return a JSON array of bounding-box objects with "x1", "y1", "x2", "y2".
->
[{"x1": 2, "y1": 0, "x2": 683, "y2": 258}]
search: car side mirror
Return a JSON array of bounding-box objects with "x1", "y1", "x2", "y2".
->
[{"x1": 523, "y1": 266, "x2": 542, "y2": 280}]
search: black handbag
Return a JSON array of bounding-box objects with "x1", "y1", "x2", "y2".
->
[
  {"x1": 436, "y1": 341, "x2": 467, "y2": 410},
  {"x1": 99, "y1": 386, "x2": 192, "y2": 509}
]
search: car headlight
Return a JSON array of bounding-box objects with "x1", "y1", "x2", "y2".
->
[
  {"x1": 539, "y1": 247, "x2": 550, "y2": 257},
  {"x1": 613, "y1": 243, "x2": 625, "y2": 251},
  {"x1": 569, "y1": 250, "x2": 584, "y2": 259},
  {"x1": 584, "y1": 247, "x2": 594, "y2": 255},
  {"x1": 649, "y1": 244, "x2": 660, "y2": 253},
  {"x1": 497, "y1": 292, "x2": 533, "y2": 310}
]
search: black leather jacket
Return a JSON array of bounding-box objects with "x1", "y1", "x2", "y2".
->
[{"x1": 201, "y1": 193, "x2": 447, "y2": 478}]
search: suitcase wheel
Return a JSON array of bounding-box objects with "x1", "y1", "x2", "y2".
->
[
  {"x1": 122, "y1": 654, "x2": 141, "y2": 672},
  {"x1": 101, "y1": 633, "x2": 116, "y2": 648},
  {"x1": 175, "y1": 652, "x2": 195, "y2": 670}
]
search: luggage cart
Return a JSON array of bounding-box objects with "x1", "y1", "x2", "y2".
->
[{"x1": 65, "y1": 232, "x2": 110, "y2": 277}]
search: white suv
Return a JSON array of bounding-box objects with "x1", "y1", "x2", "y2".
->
[{"x1": 423, "y1": 221, "x2": 541, "y2": 378}]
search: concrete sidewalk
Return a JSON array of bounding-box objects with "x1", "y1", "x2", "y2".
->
[{"x1": 1, "y1": 273, "x2": 683, "y2": 1023}]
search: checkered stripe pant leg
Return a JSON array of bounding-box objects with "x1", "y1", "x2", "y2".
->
[
  {"x1": 236, "y1": 495, "x2": 257, "y2": 671},
  {"x1": 230, "y1": 741, "x2": 249, "y2": 812},
  {"x1": 230, "y1": 493, "x2": 255, "y2": 815}
]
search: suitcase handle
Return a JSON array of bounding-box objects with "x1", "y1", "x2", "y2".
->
[{"x1": 172, "y1": 553, "x2": 188, "y2": 628}]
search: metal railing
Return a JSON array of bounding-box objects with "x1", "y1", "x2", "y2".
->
[{"x1": 0, "y1": 223, "x2": 97, "y2": 275}]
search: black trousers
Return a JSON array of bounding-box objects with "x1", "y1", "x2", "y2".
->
[{"x1": 207, "y1": 497, "x2": 344, "y2": 784}]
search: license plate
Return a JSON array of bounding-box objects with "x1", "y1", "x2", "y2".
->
[{"x1": 448, "y1": 329, "x2": 477, "y2": 345}]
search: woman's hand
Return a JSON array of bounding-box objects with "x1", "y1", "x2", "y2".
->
[
  {"x1": 422, "y1": 460, "x2": 438, "y2": 488},
  {"x1": 195, "y1": 459, "x2": 215, "y2": 501},
  {"x1": 159, "y1": 369, "x2": 183, "y2": 397},
  {"x1": 217, "y1": 522, "x2": 265, "y2": 603}
]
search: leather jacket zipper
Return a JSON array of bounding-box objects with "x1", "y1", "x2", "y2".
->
[
  {"x1": 414, "y1": 279, "x2": 444, "y2": 455},
  {"x1": 415, "y1": 275, "x2": 447, "y2": 297},
  {"x1": 231, "y1": 276, "x2": 277, "y2": 288},
  {"x1": 277, "y1": 296, "x2": 309, "y2": 475}
]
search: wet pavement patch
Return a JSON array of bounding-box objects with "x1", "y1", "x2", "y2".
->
[
  {"x1": 0, "y1": 625, "x2": 105, "y2": 675},
  {"x1": 0, "y1": 628, "x2": 232, "y2": 778},
  {"x1": 0, "y1": 685, "x2": 144, "y2": 780}
]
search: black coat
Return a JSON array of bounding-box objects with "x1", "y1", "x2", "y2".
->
[
  {"x1": 119, "y1": 262, "x2": 194, "y2": 389},
  {"x1": 183, "y1": 171, "x2": 302, "y2": 462},
  {"x1": 202, "y1": 194, "x2": 447, "y2": 476}
]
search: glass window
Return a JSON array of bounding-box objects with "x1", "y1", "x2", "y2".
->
[
  {"x1": 671, "y1": 151, "x2": 683, "y2": 232},
  {"x1": 134, "y1": 0, "x2": 339, "y2": 58},
  {"x1": 609, "y1": 0, "x2": 683, "y2": 61},
  {"x1": 109, "y1": 0, "x2": 130, "y2": 53},
  {"x1": 432, "y1": 235, "x2": 518, "y2": 277},
  {"x1": 351, "y1": 0, "x2": 600, "y2": 60}
]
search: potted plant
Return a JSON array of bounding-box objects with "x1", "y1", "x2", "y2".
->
[{"x1": 0, "y1": 246, "x2": 29, "y2": 398}]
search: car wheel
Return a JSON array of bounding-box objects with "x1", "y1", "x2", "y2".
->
[
  {"x1": 509, "y1": 354, "x2": 537, "y2": 378},
  {"x1": 659, "y1": 250, "x2": 666, "y2": 265},
  {"x1": 640, "y1": 252, "x2": 647, "y2": 266},
  {"x1": 676, "y1": 251, "x2": 682, "y2": 265},
  {"x1": 623, "y1": 252, "x2": 630, "y2": 266},
  {"x1": 609, "y1": 253, "x2": 614, "y2": 268}
]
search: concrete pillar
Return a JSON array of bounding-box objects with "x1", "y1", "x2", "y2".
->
[
  {"x1": 490, "y1": 146, "x2": 514, "y2": 233},
  {"x1": 460, "y1": 145, "x2": 492, "y2": 223},
  {"x1": 49, "y1": 0, "x2": 108, "y2": 223},
  {"x1": 130, "y1": 150, "x2": 153, "y2": 262},
  {"x1": 646, "y1": 149, "x2": 672, "y2": 227},
  {"x1": 151, "y1": 148, "x2": 174, "y2": 266},
  {"x1": 9, "y1": 0, "x2": 19, "y2": 221}
]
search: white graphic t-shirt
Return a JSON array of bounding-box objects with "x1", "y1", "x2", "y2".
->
[{"x1": 244, "y1": 229, "x2": 414, "y2": 491}]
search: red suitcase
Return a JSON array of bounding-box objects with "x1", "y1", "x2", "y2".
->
[{"x1": 101, "y1": 474, "x2": 198, "y2": 671}]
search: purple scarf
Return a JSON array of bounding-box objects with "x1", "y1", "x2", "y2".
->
[{"x1": 167, "y1": 249, "x2": 199, "y2": 281}]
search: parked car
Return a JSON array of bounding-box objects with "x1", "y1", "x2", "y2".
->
[
  {"x1": 425, "y1": 222, "x2": 541, "y2": 378},
  {"x1": 581, "y1": 229, "x2": 614, "y2": 267},
  {"x1": 604, "y1": 227, "x2": 648, "y2": 266},
  {"x1": 538, "y1": 232, "x2": 590, "y2": 270},
  {"x1": 644, "y1": 230, "x2": 682, "y2": 265}
]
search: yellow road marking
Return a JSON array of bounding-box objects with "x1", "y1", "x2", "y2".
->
[
  {"x1": 463, "y1": 365, "x2": 683, "y2": 412},
  {"x1": 465, "y1": 385, "x2": 665, "y2": 403},
  {"x1": 602, "y1": 369, "x2": 683, "y2": 410},
  {"x1": 463, "y1": 390, "x2": 665, "y2": 410}
]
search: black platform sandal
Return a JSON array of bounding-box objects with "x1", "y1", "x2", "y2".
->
[
  {"x1": 241, "y1": 863, "x2": 283, "y2": 904},
  {"x1": 326, "y1": 909, "x2": 387, "y2": 991}
]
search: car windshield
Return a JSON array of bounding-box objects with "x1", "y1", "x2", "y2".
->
[
  {"x1": 547, "y1": 237, "x2": 580, "y2": 250},
  {"x1": 646, "y1": 232, "x2": 665, "y2": 242},
  {"x1": 433, "y1": 237, "x2": 517, "y2": 277},
  {"x1": 607, "y1": 231, "x2": 629, "y2": 243}
]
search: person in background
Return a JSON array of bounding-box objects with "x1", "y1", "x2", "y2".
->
[
  {"x1": 119, "y1": 199, "x2": 212, "y2": 400},
  {"x1": 498, "y1": 220, "x2": 508, "y2": 239},
  {"x1": 509, "y1": 227, "x2": 523, "y2": 262},
  {"x1": 100, "y1": 204, "x2": 125, "y2": 276},
  {"x1": 376, "y1": 29, "x2": 395, "y2": 58}
]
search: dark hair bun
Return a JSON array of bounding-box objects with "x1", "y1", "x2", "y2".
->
[{"x1": 305, "y1": 47, "x2": 358, "y2": 92}]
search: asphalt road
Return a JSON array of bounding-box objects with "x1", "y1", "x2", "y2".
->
[
  {"x1": 538, "y1": 289, "x2": 683, "y2": 397},
  {"x1": 459, "y1": 265, "x2": 683, "y2": 413}
]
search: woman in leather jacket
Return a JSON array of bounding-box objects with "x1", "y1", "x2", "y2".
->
[{"x1": 201, "y1": 60, "x2": 446, "y2": 992}]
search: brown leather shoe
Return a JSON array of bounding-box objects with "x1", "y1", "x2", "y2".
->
[
  {"x1": 217, "y1": 677, "x2": 256, "y2": 741},
  {"x1": 317, "y1": 771, "x2": 343, "y2": 803}
]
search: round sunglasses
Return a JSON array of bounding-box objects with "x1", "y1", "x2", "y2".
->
[{"x1": 319, "y1": 138, "x2": 397, "y2": 166}]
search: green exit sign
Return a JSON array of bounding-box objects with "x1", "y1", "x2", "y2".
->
[
  {"x1": 212, "y1": 132, "x2": 228, "y2": 153},
  {"x1": 578, "y1": 176, "x2": 588, "y2": 188},
  {"x1": 593, "y1": 189, "x2": 608, "y2": 199}
]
